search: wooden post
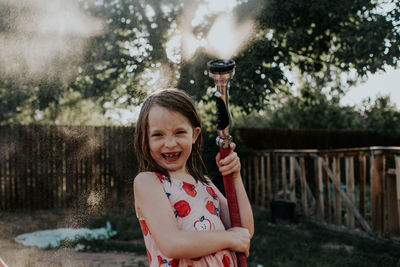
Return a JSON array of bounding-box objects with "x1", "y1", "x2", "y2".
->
[
  {"x1": 389, "y1": 156, "x2": 400, "y2": 236},
  {"x1": 359, "y1": 153, "x2": 367, "y2": 218},
  {"x1": 260, "y1": 155, "x2": 266, "y2": 208},
  {"x1": 387, "y1": 171, "x2": 400, "y2": 236},
  {"x1": 345, "y1": 157, "x2": 355, "y2": 228},
  {"x1": 266, "y1": 153, "x2": 272, "y2": 209},
  {"x1": 370, "y1": 153, "x2": 385, "y2": 236},
  {"x1": 281, "y1": 156, "x2": 287, "y2": 199},
  {"x1": 10, "y1": 125, "x2": 17, "y2": 210},
  {"x1": 299, "y1": 157, "x2": 308, "y2": 216},
  {"x1": 254, "y1": 155, "x2": 260, "y2": 205},
  {"x1": 316, "y1": 157, "x2": 325, "y2": 220},
  {"x1": 397, "y1": 156, "x2": 400, "y2": 223},
  {"x1": 289, "y1": 157, "x2": 296, "y2": 202},
  {"x1": 324, "y1": 156, "x2": 332, "y2": 223},
  {"x1": 247, "y1": 156, "x2": 253, "y2": 203},
  {"x1": 0, "y1": 127, "x2": 5, "y2": 210},
  {"x1": 273, "y1": 154, "x2": 279, "y2": 200},
  {"x1": 333, "y1": 157, "x2": 342, "y2": 225}
]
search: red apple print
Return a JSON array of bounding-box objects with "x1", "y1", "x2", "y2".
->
[
  {"x1": 174, "y1": 200, "x2": 191, "y2": 217},
  {"x1": 182, "y1": 182, "x2": 197, "y2": 197},
  {"x1": 222, "y1": 254, "x2": 230, "y2": 267},
  {"x1": 170, "y1": 258, "x2": 180, "y2": 267},
  {"x1": 206, "y1": 186, "x2": 218, "y2": 200},
  {"x1": 157, "y1": 255, "x2": 164, "y2": 266},
  {"x1": 147, "y1": 249, "x2": 152, "y2": 264},
  {"x1": 206, "y1": 200, "x2": 219, "y2": 216},
  {"x1": 139, "y1": 219, "x2": 149, "y2": 236},
  {"x1": 193, "y1": 216, "x2": 212, "y2": 231}
]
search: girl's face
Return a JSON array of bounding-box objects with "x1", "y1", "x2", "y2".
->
[{"x1": 147, "y1": 105, "x2": 201, "y2": 176}]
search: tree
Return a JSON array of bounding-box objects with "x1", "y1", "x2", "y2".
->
[
  {"x1": 0, "y1": 0, "x2": 399, "y2": 124},
  {"x1": 235, "y1": 84, "x2": 365, "y2": 130},
  {"x1": 360, "y1": 95, "x2": 400, "y2": 137}
]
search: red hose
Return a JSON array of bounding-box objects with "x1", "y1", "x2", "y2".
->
[{"x1": 220, "y1": 147, "x2": 247, "y2": 267}]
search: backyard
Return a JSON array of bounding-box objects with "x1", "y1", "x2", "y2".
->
[
  {"x1": 1, "y1": 207, "x2": 400, "y2": 267},
  {"x1": 1, "y1": 0, "x2": 400, "y2": 266}
]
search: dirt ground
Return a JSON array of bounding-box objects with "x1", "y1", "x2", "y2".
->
[{"x1": 0, "y1": 209, "x2": 148, "y2": 267}]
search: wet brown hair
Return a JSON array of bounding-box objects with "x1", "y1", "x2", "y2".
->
[{"x1": 134, "y1": 88, "x2": 208, "y2": 184}]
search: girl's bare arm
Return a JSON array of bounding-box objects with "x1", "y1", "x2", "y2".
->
[{"x1": 134, "y1": 172, "x2": 251, "y2": 259}]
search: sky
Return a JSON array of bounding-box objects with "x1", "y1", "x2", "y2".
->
[{"x1": 341, "y1": 67, "x2": 400, "y2": 107}]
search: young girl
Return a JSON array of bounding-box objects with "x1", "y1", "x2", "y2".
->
[{"x1": 134, "y1": 88, "x2": 254, "y2": 267}]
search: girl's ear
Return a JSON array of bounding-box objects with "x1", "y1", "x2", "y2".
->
[{"x1": 192, "y1": 127, "x2": 201, "y2": 144}]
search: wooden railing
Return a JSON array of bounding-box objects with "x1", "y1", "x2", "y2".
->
[{"x1": 242, "y1": 147, "x2": 400, "y2": 238}]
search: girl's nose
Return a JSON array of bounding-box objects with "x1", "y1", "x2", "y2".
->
[{"x1": 165, "y1": 137, "x2": 177, "y2": 147}]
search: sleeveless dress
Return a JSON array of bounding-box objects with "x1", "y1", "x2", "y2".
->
[{"x1": 138, "y1": 172, "x2": 237, "y2": 267}]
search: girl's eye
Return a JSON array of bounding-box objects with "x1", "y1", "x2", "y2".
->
[
  {"x1": 152, "y1": 133, "x2": 162, "y2": 137},
  {"x1": 177, "y1": 131, "x2": 186, "y2": 135}
]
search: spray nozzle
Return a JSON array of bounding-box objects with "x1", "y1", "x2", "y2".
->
[{"x1": 207, "y1": 59, "x2": 235, "y2": 148}]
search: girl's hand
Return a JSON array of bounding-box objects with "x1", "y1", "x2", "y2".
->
[
  {"x1": 216, "y1": 142, "x2": 241, "y2": 179},
  {"x1": 227, "y1": 227, "x2": 251, "y2": 257}
]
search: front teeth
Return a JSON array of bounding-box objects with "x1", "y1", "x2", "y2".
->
[{"x1": 164, "y1": 152, "x2": 180, "y2": 158}]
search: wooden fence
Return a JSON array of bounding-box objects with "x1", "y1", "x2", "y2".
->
[
  {"x1": 0, "y1": 125, "x2": 137, "y2": 210},
  {"x1": 243, "y1": 147, "x2": 400, "y2": 238}
]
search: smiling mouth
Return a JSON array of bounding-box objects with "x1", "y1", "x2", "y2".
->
[{"x1": 162, "y1": 152, "x2": 181, "y2": 161}]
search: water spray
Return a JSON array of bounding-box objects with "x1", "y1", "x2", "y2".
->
[{"x1": 207, "y1": 59, "x2": 247, "y2": 267}]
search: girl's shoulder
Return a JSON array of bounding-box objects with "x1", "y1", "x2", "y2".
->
[{"x1": 133, "y1": 172, "x2": 160, "y2": 189}]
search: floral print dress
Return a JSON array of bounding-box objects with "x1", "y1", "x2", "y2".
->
[{"x1": 138, "y1": 172, "x2": 237, "y2": 267}]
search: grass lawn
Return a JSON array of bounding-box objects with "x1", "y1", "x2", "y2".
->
[
  {"x1": 4, "y1": 206, "x2": 399, "y2": 266},
  {"x1": 248, "y1": 208, "x2": 400, "y2": 267},
  {"x1": 79, "y1": 206, "x2": 400, "y2": 266}
]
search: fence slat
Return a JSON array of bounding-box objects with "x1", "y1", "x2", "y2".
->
[
  {"x1": 0, "y1": 127, "x2": 4, "y2": 209},
  {"x1": 273, "y1": 154, "x2": 279, "y2": 200},
  {"x1": 316, "y1": 157, "x2": 324, "y2": 220},
  {"x1": 387, "y1": 155, "x2": 400, "y2": 237},
  {"x1": 247, "y1": 156, "x2": 253, "y2": 203},
  {"x1": 281, "y1": 157, "x2": 287, "y2": 200},
  {"x1": 254, "y1": 155, "x2": 259, "y2": 205},
  {"x1": 266, "y1": 153, "x2": 271, "y2": 209},
  {"x1": 359, "y1": 153, "x2": 367, "y2": 218},
  {"x1": 370, "y1": 153, "x2": 385, "y2": 236},
  {"x1": 387, "y1": 171, "x2": 400, "y2": 236},
  {"x1": 333, "y1": 157, "x2": 341, "y2": 225},
  {"x1": 289, "y1": 157, "x2": 296, "y2": 202},
  {"x1": 396, "y1": 156, "x2": 400, "y2": 235},
  {"x1": 260, "y1": 155, "x2": 266, "y2": 207},
  {"x1": 299, "y1": 157, "x2": 307, "y2": 216},
  {"x1": 345, "y1": 157, "x2": 355, "y2": 228},
  {"x1": 324, "y1": 156, "x2": 331, "y2": 223}
]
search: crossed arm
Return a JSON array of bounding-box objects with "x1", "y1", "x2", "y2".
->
[{"x1": 134, "y1": 172, "x2": 252, "y2": 259}]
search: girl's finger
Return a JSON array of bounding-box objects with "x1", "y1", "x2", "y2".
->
[
  {"x1": 219, "y1": 157, "x2": 240, "y2": 174},
  {"x1": 216, "y1": 153, "x2": 221, "y2": 164},
  {"x1": 230, "y1": 142, "x2": 236, "y2": 152},
  {"x1": 220, "y1": 152, "x2": 238, "y2": 165}
]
